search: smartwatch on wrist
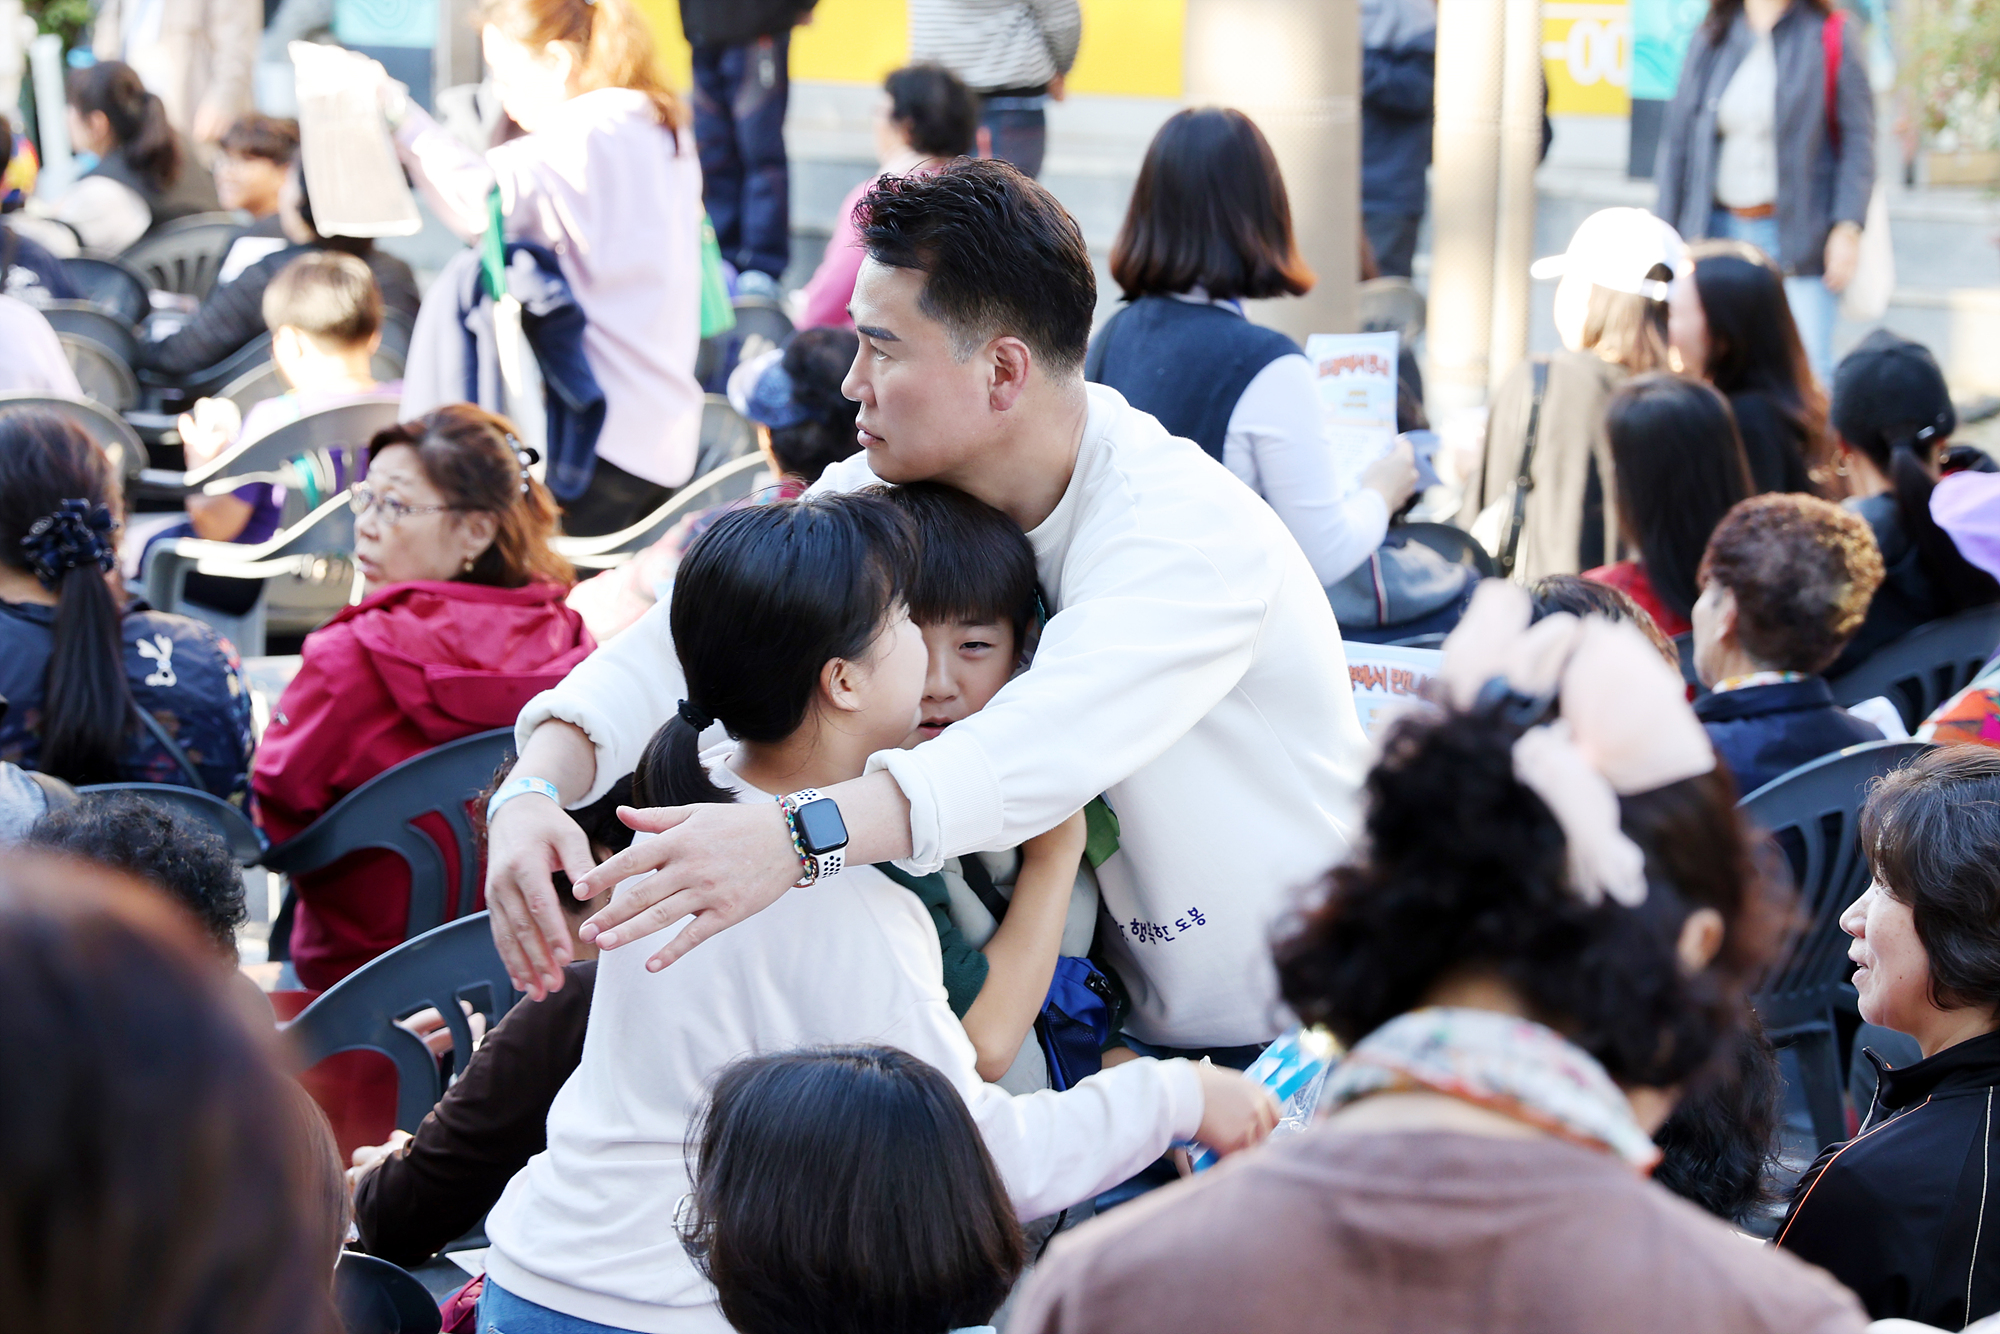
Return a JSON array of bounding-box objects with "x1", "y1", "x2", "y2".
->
[{"x1": 778, "y1": 788, "x2": 848, "y2": 884}]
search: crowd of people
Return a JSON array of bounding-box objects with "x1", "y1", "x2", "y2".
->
[{"x1": 8, "y1": 0, "x2": 2000, "y2": 1331}]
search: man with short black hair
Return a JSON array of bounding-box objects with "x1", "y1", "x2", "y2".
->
[{"x1": 488, "y1": 159, "x2": 1371, "y2": 1061}]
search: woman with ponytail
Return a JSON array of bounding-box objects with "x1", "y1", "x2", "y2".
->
[
  {"x1": 1827, "y1": 331, "x2": 1999, "y2": 674},
  {"x1": 40, "y1": 61, "x2": 220, "y2": 253},
  {"x1": 0, "y1": 408, "x2": 251, "y2": 798},
  {"x1": 253, "y1": 405, "x2": 592, "y2": 989},
  {"x1": 470, "y1": 491, "x2": 1273, "y2": 1333},
  {"x1": 371, "y1": 0, "x2": 706, "y2": 537}
]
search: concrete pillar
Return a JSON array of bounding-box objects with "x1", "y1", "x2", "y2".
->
[
  {"x1": 1425, "y1": 0, "x2": 1507, "y2": 421},
  {"x1": 1489, "y1": 0, "x2": 1545, "y2": 392},
  {"x1": 435, "y1": 0, "x2": 482, "y2": 96},
  {"x1": 1183, "y1": 0, "x2": 1359, "y2": 342}
]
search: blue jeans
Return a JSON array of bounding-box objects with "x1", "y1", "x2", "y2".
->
[
  {"x1": 980, "y1": 99, "x2": 1048, "y2": 179},
  {"x1": 476, "y1": 1278, "x2": 639, "y2": 1334},
  {"x1": 1707, "y1": 208, "x2": 1836, "y2": 384},
  {"x1": 692, "y1": 34, "x2": 791, "y2": 280}
]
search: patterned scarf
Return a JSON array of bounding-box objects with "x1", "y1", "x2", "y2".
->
[{"x1": 1317, "y1": 1007, "x2": 1662, "y2": 1171}]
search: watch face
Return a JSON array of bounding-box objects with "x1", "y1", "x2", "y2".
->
[{"x1": 794, "y1": 797, "x2": 849, "y2": 855}]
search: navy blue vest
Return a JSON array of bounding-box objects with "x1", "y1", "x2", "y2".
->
[{"x1": 1085, "y1": 295, "x2": 1302, "y2": 461}]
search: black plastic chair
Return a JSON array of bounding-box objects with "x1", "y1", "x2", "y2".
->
[
  {"x1": 135, "y1": 396, "x2": 399, "y2": 502},
  {"x1": 62, "y1": 254, "x2": 152, "y2": 324},
  {"x1": 286, "y1": 912, "x2": 520, "y2": 1135},
  {"x1": 38, "y1": 300, "x2": 142, "y2": 366},
  {"x1": 692, "y1": 393, "x2": 759, "y2": 477},
  {"x1": 0, "y1": 393, "x2": 146, "y2": 486},
  {"x1": 262, "y1": 729, "x2": 516, "y2": 943},
  {"x1": 1741, "y1": 738, "x2": 1932, "y2": 1151},
  {"x1": 1829, "y1": 604, "x2": 2000, "y2": 733},
  {"x1": 1396, "y1": 521, "x2": 1497, "y2": 580},
  {"x1": 334, "y1": 1252, "x2": 444, "y2": 1334},
  {"x1": 74, "y1": 781, "x2": 267, "y2": 864},
  {"x1": 121, "y1": 213, "x2": 245, "y2": 299},
  {"x1": 55, "y1": 332, "x2": 142, "y2": 412},
  {"x1": 695, "y1": 295, "x2": 793, "y2": 392},
  {"x1": 554, "y1": 452, "x2": 770, "y2": 572}
]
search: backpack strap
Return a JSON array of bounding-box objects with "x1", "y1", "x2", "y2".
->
[
  {"x1": 1496, "y1": 358, "x2": 1550, "y2": 581},
  {"x1": 956, "y1": 852, "x2": 1012, "y2": 925},
  {"x1": 1823, "y1": 10, "x2": 1845, "y2": 154},
  {"x1": 131, "y1": 703, "x2": 213, "y2": 796}
]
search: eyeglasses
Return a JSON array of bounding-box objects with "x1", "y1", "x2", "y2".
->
[{"x1": 350, "y1": 484, "x2": 459, "y2": 526}]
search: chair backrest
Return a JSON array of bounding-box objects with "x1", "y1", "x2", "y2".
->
[
  {"x1": 285, "y1": 912, "x2": 520, "y2": 1134},
  {"x1": 1741, "y1": 739, "x2": 1932, "y2": 1021},
  {"x1": 333, "y1": 1252, "x2": 444, "y2": 1334},
  {"x1": 696, "y1": 296, "x2": 793, "y2": 392},
  {"x1": 262, "y1": 729, "x2": 516, "y2": 940},
  {"x1": 692, "y1": 393, "x2": 758, "y2": 477},
  {"x1": 0, "y1": 393, "x2": 146, "y2": 484},
  {"x1": 189, "y1": 397, "x2": 402, "y2": 492},
  {"x1": 221, "y1": 360, "x2": 287, "y2": 412},
  {"x1": 53, "y1": 332, "x2": 141, "y2": 412},
  {"x1": 162, "y1": 329, "x2": 274, "y2": 400},
  {"x1": 38, "y1": 300, "x2": 141, "y2": 366},
  {"x1": 73, "y1": 781, "x2": 268, "y2": 864},
  {"x1": 121, "y1": 213, "x2": 244, "y2": 299},
  {"x1": 1830, "y1": 604, "x2": 2000, "y2": 732},
  {"x1": 553, "y1": 452, "x2": 771, "y2": 570},
  {"x1": 61, "y1": 255, "x2": 151, "y2": 324},
  {"x1": 141, "y1": 491, "x2": 360, "y2": 653},
  {"x1": 1396, "y1": 521, "x2": 1496, "y2": 580}
]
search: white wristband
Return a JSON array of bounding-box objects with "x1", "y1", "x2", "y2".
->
[{"x1": 486, "y1": 775, "x2": 561, "y2": 824}]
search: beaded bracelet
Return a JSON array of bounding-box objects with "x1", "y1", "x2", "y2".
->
[{"x1": 775, "y1": 793, "x2": 818, "y2": 887}]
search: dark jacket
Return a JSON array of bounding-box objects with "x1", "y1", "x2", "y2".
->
[
  {"x1": 1694, "y1": 676, "x2": 1881, "y2": 795},
  {"x1": 1833, "y1": 492, "x2": 1941, "y2": 676},
  {"x1": 1731, "y1": 390, "x2": 1816, "y2": 496},
  {"x1": 0, "y1": 598, "x2": 254, "y2": 801},
  {"x1": 1084, "y1": 295, "x2": 1299, "y2": 462},
  {"x1": 1361, "y1": 27, "x2": 1435, "y2": 219},
  {"x1": 354, "y1": 959, "x2": 596, "y2": 1266},
  {"x1": 678, "y1": 0, "x2": 815, "y2": 47},
  {"x1": 1777, "y1": 1029, "x2": 2000, "y2": 1327},
  {"x1": 88, "y1": 135, "x2": 222, "y2": 234},
  {"x1": 138, "y1": 243, "x2": 420, "y2": 379},
  {"x1": 400, "y1": 244, "x2": 607, "y2": 502},
  {"x1": 1653, "y1": 4, "x2": 1873, "y2": 278}
]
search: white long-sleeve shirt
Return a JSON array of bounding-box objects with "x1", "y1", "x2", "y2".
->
[
  {"x1": 481, "y1": 747, "x2": 1203, "y2": 1333},
  {"x1": 393, "y1": 89, "x2": 705, "y2": 488},
  {"x1": 518, "y1": 384, "x2": 1370, "y2": 1047},
  {"x1": 1222, "y1": 351, "x2": 1392, "y2": 586}
]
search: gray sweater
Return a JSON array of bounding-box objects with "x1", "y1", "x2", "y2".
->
[{"x1": 1653, "y1": 4, "x2": 1873, "y2": 278}]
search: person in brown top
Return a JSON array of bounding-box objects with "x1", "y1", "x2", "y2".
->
[{"x1": 1012, "y1": 583, "x2": 1871, "y2": 1334}]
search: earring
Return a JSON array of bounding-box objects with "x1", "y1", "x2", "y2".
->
[{"x1": 462, "y1": 556, "x2": 475, "y2": 573}]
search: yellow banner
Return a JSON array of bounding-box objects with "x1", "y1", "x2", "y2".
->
[{"x1": 1543, "y1": 1, "x2": 1631, "y2": 117}]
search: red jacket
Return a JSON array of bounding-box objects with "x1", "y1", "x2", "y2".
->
[{"x1": 254, "y1": 580, "x2": 594, "y2": 990}]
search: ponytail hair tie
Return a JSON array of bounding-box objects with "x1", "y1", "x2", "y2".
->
[
  {"x1": 20, "y1": 499, "x2": 116, "y2": 589},
  {"x1": 678, "y1": 699, "x2": 715, "y2": 730}
]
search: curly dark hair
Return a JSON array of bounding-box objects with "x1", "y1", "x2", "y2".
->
[
  {"x1": 28, "y1": 793, "x2": 246, "y2": 955},
  {"x1": 1698, "y1": 492, "x2": 1884, "y2": 674},
  {"x1": 1274, "y1": 705, "x2": 1787, "y2": 1090}
]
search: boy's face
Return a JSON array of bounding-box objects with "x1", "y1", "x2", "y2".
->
[{"x1": 915, "y1": 618, "x2": 1018, "y2": 741}]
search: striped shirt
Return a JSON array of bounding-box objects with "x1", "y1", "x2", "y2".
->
[{"x1": 908, "y1": 0, "x2": 1083, "y2": 94}]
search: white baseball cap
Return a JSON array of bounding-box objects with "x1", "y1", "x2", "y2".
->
[{"x1": 1529, "y1": 208, "x2": 1688, "y2": 303}]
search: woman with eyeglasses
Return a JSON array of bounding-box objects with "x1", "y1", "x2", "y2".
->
[{"x1": 253, "y1": 404, "x2": 594, "y2": 991}]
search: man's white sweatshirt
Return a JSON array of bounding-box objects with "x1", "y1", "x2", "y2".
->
[
  {"x1": 518, "y1": 384, "x2": 1371, "y2": 1047},
  {"x1": 480, "y1": 750, "x2": 1204, "y2": 1333}
]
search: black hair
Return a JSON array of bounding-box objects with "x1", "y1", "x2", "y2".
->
[
  {"x1": 66, "y1": 62, "x2": 180, "y2": 195},
  {"x1": 638, "y1": 494, "x2": 916, "y2": 810},
  {"x1": 27, "y1": 794, "x2": 245, "y2": 954},
  {"x1": 679, "y1": 1046, "x2": 1024, "y2": 1334},
  {"x1": 1652, "y1": 1013, "x2": 1783, "y2": 1225},
  {"x1": 0, "y1": 410, "x2": 133, "y2": 786},
  {"x1": 1704, "y1": 0, "x2": 1828, "y2": 40},
  {"x1": 874, "y1": 482, "x2": 1036, "y2": 651},
  {"x1": 1528, "y1": 573, "x2": 1678, "y2": 666},
  {"x1": 1109, "y1": 106, "x2": 1314, "y2": 303},
  {"x1": 1274, "y1": 704, "x2": 1783, "y2": 1090},
  {"x1": 883, "y1": 64, "x2": 980, "y2": 159},
  {"x1": 766, "y1": 327, "x2": 863, "y2": 484},
  {"x1": 1862, "y1": 745, "x2": 2000, "y2": 1014},
  {"x1": 218, "y1": 113, "x2": 300, "y2": 166},
  {"x1": 1685, "y1": 240, "x2": 1828, "y2": 478},
  {"x1": 1832, "y1": 330, "x2": 1999, "y2": 616},
  {"x1": 858, "y1": 159, "x2": 1095, "y2": 377},
  {"x1": 1604, "y1": 374, "x2": 1755, "y2": 621}
]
